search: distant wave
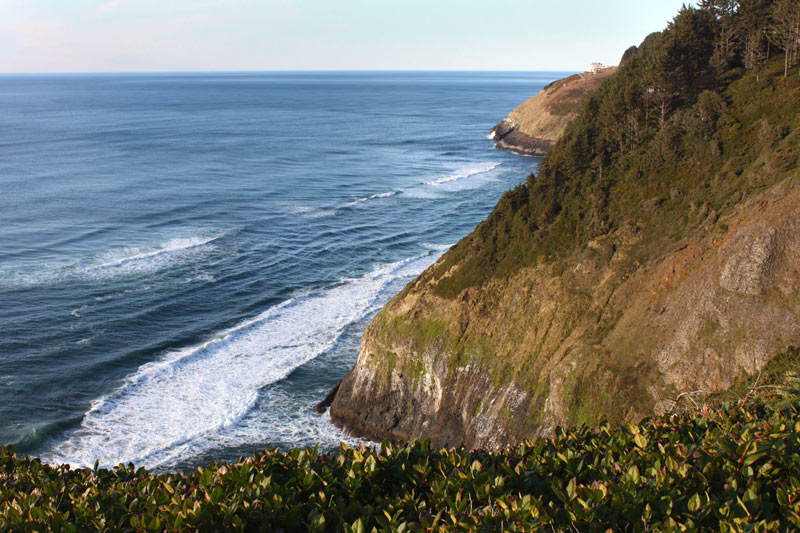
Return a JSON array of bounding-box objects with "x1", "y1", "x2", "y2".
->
[
  {"x1": 424, "y1": 161, "x2": 501, "y2": 185},
  {"x1": 341, "y1": 190, "x2": 399, "y2": 208},
  {"x1": 42, "y1": 249, "x2": 448, "y2": 470},
  {"x1": 336, "y1": 161, "x2": 504, "y2": 208},
  {"x1": 292, "y1": 206, "x2": 339, "y2": 219},
  {"x1": 89, "y1": 236, "x2": 220, "y2": 272},
  {"x1": 421, "y1": 242, "x2": 452, "y2": 252},
  {"x1": 79, "y1": 233, "x2": 231, "y2": 283},
  {"x1": 0, "y1": 233, "x2": 226, "y2": 288}
]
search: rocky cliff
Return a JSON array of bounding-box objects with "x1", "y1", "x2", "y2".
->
[
  {"x1": 332, "y1": 177, "x2": 800, "y2": 448},
  {"x1": 331, "y1": 10, "x2": 800, "y2": 449},
  {"x1": 489, "y1": 68, "x2": 617, "y2": 156}
]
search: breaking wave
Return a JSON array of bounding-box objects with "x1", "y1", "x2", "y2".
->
[{"x1": 43, "y1": 249, "x2": 445, "y2": 469}]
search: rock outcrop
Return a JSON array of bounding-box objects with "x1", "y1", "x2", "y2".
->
[
  {"x1": 489, "y1": 68, "x2": 617, "y2": 156},
  {"x1": 330, "y1": 24, "x2": 800, "y2": 450},
  {"x1": 331, "y1": 176, "x2": 800, "y2": 449}
]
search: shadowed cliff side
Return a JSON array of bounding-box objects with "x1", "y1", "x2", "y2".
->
[{"x1": 332, "y1": 5, "x2": 800, "y2": 449}]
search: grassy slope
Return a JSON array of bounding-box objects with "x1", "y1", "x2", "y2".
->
[
  {"x1": 432, "y1": 56, "x2": 800, "y2": 300},
  {"x1": 503, "y1": 68, "x2": 618, "y2": 141},
  {"x1": 359, "y1": 55, "x2": 800, "y2": 435}
]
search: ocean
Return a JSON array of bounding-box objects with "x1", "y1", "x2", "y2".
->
[{"x1": 0, "y1": 71, "x2": 564, "y2": 471}]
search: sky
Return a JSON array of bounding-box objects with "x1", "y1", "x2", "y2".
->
[{"x1": 0, "y1": 0, "x2": 692, "y2": 73}]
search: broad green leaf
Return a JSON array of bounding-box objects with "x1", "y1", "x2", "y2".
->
[{"x1": 688, "y1": 493, "x2": 702, "y2": 513}]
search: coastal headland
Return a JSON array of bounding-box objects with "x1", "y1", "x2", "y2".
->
[
  {"x1": 489, "y1": 67, "x2": 617, "y2": 156},
  {"x1": 331, "y1": 6, "x2": 800, "y2": 450}
]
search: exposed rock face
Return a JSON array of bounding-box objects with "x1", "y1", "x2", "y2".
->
[
  {"x1": 490, "y1": 118, "x2": 555, "y2": 157},
  {"x1": 331, "y1": 37, "x2": 800, "y2": 450},
  {"x1": 489, "y1": 68, "x2": 617, "y2": 156},
  {"x1": 330, "y1": 324, "x2": 541, "y2": 449},
  {"x1": 331, "y1": 178, "x2": 800, "y2": 449}
]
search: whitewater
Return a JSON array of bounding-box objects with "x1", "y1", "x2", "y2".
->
[{"x1": 0, "y1": 71, "x2": 561, "y2": 470}]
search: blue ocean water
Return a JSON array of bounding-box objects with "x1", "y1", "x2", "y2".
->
[{"x1": 0, "y1": 71, "x2": 564, "y2": 471}]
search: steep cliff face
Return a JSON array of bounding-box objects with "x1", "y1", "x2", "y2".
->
[
  {"x1": 331, "y1": 12, "x2": 800, "y2": 449},
  {"x1": 332, "y1": 177, "x2": 800, "y2": 448},
  {"x1": 489, "y1": 68, "x2": 617, "y2": 156}
]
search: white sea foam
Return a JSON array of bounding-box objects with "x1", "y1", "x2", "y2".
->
[
  {"x1": 341, "y1": 190, "x2": 399, "y2": 208},
  {"x1": 0, "y1": 234, "x2": 224, "y2": 288},
  {"x1": 424, "y1": 161, "x2": 501, "y2": 186},
  {"x1": 397, "y1": 161, "x2": 503, "y2": 200},
  {"x1": 322, "y1": 162, "x2": 505, "y2": 209},
  {"x1": 86, "y1": 236, "x2": 220, "y2": 278},
  {"x1": 70, "y1": 305, "x2": 88, "y2": 318},
  {"x1": 44, "y1": 249, "x2": 445, "y2": 470},
  {"x1": 421, "y1": 242, "x2": 452, "y2": 252},
  {"x1": 192, "y1": 387, "x2": 375, "y2": 460},
  {"x1": 310, "y1": 209, "x2": 338, "y2": 218},
  {"x1": 290, "y1": 205, "x2": 339, "y2": 219},
  {"x1": 184, "y1": 272, "x2": 215, "y2": 284}
]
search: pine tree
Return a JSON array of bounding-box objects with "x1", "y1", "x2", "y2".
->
[
  {"x1": 768, "y1": 0, "x2": 800, "y2": 76},
  {"x1": 701, "y1": 0, "x2": 740, "y2": 75},
  {"x1": 735, "y1": 0, "x2": 773, "y2": 80}
]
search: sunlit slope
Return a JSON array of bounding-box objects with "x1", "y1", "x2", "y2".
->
[{"x1": 331, "y1": 6, "x2": 800, "y2": 449}]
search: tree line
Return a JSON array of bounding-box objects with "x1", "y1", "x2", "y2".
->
[
  {"x1": 698, "y1": 0, "x2": 800, "y2": 78},
  {"x1": 431, "y1": 0, "x2": 800, "y2": 298}
]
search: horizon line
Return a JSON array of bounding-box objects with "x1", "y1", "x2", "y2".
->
[{"x1": 0, "y1": 67, "x2": 587, "y2": 76}]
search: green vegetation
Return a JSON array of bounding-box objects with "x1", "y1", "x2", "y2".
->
[
  {"x1": 372, "y1": 312, "x2": 454, "y2": 384},
  {"x1": 5, "y1": 350, "x2": 800, "y2": 531},
  {"x1": 5, "y1": 4, "x2": 800, "y2": 531},
  {"x1": 3, "y1": 386, "x2": 800, "y2": 530},
  {"x1": 431, "y1": 1, "x2": 800, "y2": 299},
  {"x1": 545, "y1": 89, "x2": 590, "y2": 116},
  {"x1": 542, "y1": 73, "x2": 582, "y2": 92}
]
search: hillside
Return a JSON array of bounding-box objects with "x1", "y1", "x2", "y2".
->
[
  {"x1": 330, "y1": 3, "x2": 800, "y2": 449},
  {"x1": 490, "y1": 67, "x2": 617, "y2": 156}
]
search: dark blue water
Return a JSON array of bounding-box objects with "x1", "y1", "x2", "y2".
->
[{"x1": 0, "y1": 71, "x2": 563, "y2": 471}]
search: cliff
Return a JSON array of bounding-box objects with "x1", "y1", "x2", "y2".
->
[
  {"x1": 331, "y1": 8, "x2": 800, "y2": 449},
  {"x1": 332, "y1": 173, "x2": 800, "y2": 448},
  {"x1": 489, "y1": 68, "x2": 617, "y2": 156}
]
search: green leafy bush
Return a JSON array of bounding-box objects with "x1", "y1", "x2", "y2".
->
[{"x1": 3, "y1": 396, "x2": 800, "y2": 531}]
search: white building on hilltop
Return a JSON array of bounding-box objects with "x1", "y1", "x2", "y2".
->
[{"x1": 590, "y1": 62, "x2": 604, "y2": 73}]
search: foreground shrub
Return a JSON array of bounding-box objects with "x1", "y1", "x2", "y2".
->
[{"x1": 2, "y1": 400, "x2": 800, "y2": 531}]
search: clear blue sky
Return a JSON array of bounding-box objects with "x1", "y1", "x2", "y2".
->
[{"x1": 0, "y1": 0, "x2": 691, "y2": 73}]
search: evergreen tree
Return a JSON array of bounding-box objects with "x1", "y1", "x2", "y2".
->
[
  {"x1": 735, "y1": 0, "x2": 774, "y2": 80},
  {"x1": 768, "y1": 0, "x2": 800, "y2": 76},
  {"x1": 700, "y1": 0, "x2": 740, "y2": 75}
]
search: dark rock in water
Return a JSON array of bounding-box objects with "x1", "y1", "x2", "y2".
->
[
  {"x1": 314, "y1": 382, "x2": 341, "y2": 414},
  {"x1": 490, "y1": 119, "x2": 554, "y2": 157},
  {"x1": 489, "y1": 118, "x2": 516, "y2": 141}
]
